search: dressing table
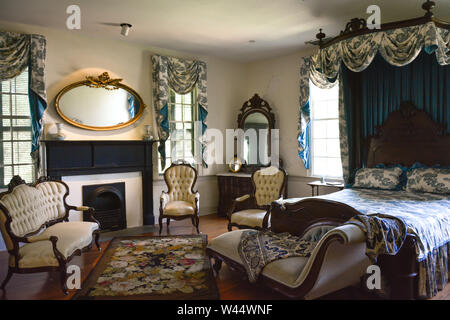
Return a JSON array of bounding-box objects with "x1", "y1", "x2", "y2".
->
[{"x1": 216, "y1": 94, "x2": 288, "y2": 216}]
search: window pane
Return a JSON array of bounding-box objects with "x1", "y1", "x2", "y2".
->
[
  {"x1": 313, "y1": 139, "x2": 327, "y2": 157},
  {"x1": 3, "y1": 166, "x2": 13, "y2": 186},
  {"x1": 159, "y1": 88, "x2": 197, "y2": 174},
  {"x1": 327, "y1": 139, "x2": 340, "y2": 157},
  {"x1": 313, "y1": 121, "x2": 327, "y2": 139},
  {"x1": 2, "y1": 94, "x2": 10, "y2": 115},
  {"x1": 12, "y1": 118, "x2": 31, "y2": 127},
  {"x1": 0, "y1": 69, "x2": 33, "y2": 187},
  {"x1": 184, "y1": 93, "x2": 192, "y2": 104},
  {"x1": 2, "y1": 142, "x2": 12, "y2": 165},
  {"x1": 12, "y1": 95, "x2": 29, "y2": 116},
  {"x1": 184, "y1": 122, "x2": 192, "y2": 140},
  {"x1": 14, "y1": 71, "x2": 28, "y2": 94},
  {"x1": 310, "y1": 79, "x2": 341, "y2": 179},
  {"x1": 326, "y1": 120, "x2": 339, "y2": 138},
  {"x1": 13, "y1": 141, "x2": 32, "y2": 164},
  {"x1": 327, "y1": 100, "x2": 339, "y2": 118},
  {"x1": 15, "y1": 164, "x2": 33, "y2": 182},
  {"x1": 183, "y1": 106, "x2": 192, "y2": 121},
  {"x1": 2, "y1": 80, "x2": 10, "y2": 92}
]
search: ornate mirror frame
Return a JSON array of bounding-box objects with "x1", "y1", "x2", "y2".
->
[
  {"x1": 54, "y1": 72, "x2": 146, "y2": 131},
  {"x1": 237, "y1": 94, "x2": 275, "y2": 172}
]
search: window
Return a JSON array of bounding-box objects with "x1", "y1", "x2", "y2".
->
[
  {"x1": 309, "y1": 80, "x2": 342, "y2": 179},
  {"x1": 0, "y1": 69, "x2": 34, "y2": 187},
  {"x1": 158, "y1": 88, "x2": 197, "y2": 173}
]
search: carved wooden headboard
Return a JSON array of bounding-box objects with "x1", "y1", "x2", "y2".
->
[{"x1": 366, "y1": 101, "x2": 450, "y2": 167}]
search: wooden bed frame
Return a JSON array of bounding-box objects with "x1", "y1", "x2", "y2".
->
[{"x1": 210, "y1": 102, "x2": 449, "y2": 299}]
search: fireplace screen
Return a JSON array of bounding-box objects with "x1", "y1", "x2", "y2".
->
[{"x1": 82, "y1": 182, "x2": 126, "y2": 231}]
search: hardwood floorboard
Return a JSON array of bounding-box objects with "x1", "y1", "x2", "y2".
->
[{"x1": 0, "y1": 214, "x2": 448, "y2": 300}]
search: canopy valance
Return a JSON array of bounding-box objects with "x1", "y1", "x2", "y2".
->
[
  {"x1": 298, "y1": 11, "x2": 450, "y2": 182},
  {"x1": 311, "y1": 21, "x2": 449, "y2": 80}
]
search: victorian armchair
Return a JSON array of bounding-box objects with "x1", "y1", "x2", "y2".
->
[
  {"x1": 227, "y1": 166, "x2": 287, "y2": 231},
  {"x1": 159, "y1": 162, "x2": 200, "y2": 234}
]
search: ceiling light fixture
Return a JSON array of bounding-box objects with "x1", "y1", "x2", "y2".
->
[{"x1": 120, "y1": 23, "x2": 132, "y2": 36}]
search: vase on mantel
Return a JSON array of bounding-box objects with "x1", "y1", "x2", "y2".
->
[
  {"x1": 142, "y1": 124, "x2": 153, "y2": 141},
  {"x1": 52, "y1": 123, "x2": 66, "y2": 141}
]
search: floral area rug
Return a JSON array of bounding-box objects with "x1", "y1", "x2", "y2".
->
[{"x1": 72, "y1": 235, "x2": 219, "y2": 300}]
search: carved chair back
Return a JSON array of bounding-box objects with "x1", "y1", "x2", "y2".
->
[
  {"x1": 252, "y1": 166, "x2": 287, "y2": 207},
  {"x1": 163, "y1": 162, "x2": 198, "y2": 203},
  {"x1": 0, "y1": 176, "x2": 70, "y2": 252}
]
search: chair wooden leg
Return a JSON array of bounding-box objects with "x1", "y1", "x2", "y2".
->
[
  {"x1": 166, "y1": 218, "x2": 171, "y2": 233},
  {"x1": 195, "y1": 216, "x2": 200, "y2": 234},
  {"x1": 1, "y1": 268, "x2": 13, "y2": 290},
  {"x1": 60, "y1": 266, "x2": 69, "y2": 295},
  {"x1": 213, "y1": 258, "x2": 222, "y2": 276},
  {"x1": 94, "y1": 230, "x2": 101, "y2": 251},
  {"x1": 159, "y1": 215, "x2": 163, "y2": 234}
]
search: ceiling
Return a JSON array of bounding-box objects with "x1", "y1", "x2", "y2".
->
[{"x1": 0, "y1": 0, "x2": 449, "y2": 62}]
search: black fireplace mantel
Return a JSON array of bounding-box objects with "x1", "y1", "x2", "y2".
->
[{"x1": 41, "y1": 140, "x2": 158, "y2": 225}]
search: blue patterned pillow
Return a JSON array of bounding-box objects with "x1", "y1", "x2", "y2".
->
[
  {"x1": 353, "y1": 167, "x2": 403, "y2": 190},
  {"x1": 406, "y1": 168, "x2": 450, "y2": 194}
]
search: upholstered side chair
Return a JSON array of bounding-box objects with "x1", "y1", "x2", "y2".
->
[
  {"x1": 159, "y1": 162, "x2": 200, "y2": 234},
  {"x1": 228, "y1": 166, "x2": 287, "y2": 231}
]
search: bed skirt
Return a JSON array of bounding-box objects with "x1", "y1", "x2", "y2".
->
[{"x1": 418, "y1": 242, "x2": 449, "y2": 298}]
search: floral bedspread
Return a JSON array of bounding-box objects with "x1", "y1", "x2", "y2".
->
[{"x1": 285, "y1": 188, "x2": 449, "y2": 262}]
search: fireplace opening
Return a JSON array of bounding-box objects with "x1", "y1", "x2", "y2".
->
[{"x1": 82, "y1": 182, "x2": 126, "y2": 232}]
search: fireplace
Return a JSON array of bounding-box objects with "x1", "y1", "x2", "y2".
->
[{"x1": 82, "y1": 182, "x2": 126, "y2": 231}]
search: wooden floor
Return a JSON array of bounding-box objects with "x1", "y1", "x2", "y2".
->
[{"x1": 0, "y1": 214, "x2": 449, "y2": 300}]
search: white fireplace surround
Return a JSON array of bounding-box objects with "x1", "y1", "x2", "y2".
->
[{"x1": 62, "y1": 172, "x2": 143, "y2": 228}]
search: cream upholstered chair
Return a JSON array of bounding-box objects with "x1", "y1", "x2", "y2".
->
[
  {"x1": 159, "y1": 162, "x2": 200, "y2": 234},
  {"x1": 0, "y1": 176, "x2": 100, "y2": 295},
  {"x1": 227, "y1": 166, "x2": 287, "y2": 231}
]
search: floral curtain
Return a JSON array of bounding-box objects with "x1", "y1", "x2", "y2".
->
[
  {"x1": 152, "y1": 54, "x2": 208, "y2": 169},
  {"x1": 297, "y1": 56, "x2": 338, "y2": 170},
  {"x1": 0, "y1": 31, "x2": 47, "y2": 154}
]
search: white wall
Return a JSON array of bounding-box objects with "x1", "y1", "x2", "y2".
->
[{"x1": 0, "y1": 20, "x2": 248, "y2": 251}]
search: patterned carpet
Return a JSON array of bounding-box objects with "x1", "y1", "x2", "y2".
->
[{"x1": 73, "y1": 235, "x2": 219, "y2": 300}]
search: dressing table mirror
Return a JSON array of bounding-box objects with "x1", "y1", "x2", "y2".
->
[
  {"x1": 217, "y1": 94, "x2": 287, "y2": 217},
  {"x1": 236, "y1": 94, "x2": 275, "y2": 172},
  {"x1": 54, "y1": 72, "x2": 146, "y2": 131}
]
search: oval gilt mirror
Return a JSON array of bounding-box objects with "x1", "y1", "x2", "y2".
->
[{"x1": 55, "y1": 72, "x2": 145, "y2": 130}]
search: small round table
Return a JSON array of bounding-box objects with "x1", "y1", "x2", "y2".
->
[{"x1": 307, "y1": 180, "x2": 344, "y2": 196}]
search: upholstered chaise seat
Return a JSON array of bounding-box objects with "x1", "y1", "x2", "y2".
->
[
  {"x1": 0, "y1": 176, "x2": 100, "y2": 295},
  {"x1": 207, "y1": 224, "x2": 371, "y2": 299}
]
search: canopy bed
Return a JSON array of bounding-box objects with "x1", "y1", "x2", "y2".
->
[
  {"x1": 209, "y1": 1, "x2": 449, "y2": 300},
  {"x1": 294, "y1": 0, "x2": 449, "y2": 299},
  {"x1": 209, "y1": 101, "x2": 449, "y2": 299}
]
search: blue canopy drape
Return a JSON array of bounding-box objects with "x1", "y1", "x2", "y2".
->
[
  {"x1": 341, "y1": 49, "x2": 450, "y2": 182},
  {"x1": 360, "y1": 50, "x2": 449, "y2": 137}
]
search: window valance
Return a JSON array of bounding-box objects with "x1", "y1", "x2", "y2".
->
[
  {"x1": 0, "y1": 31, "x2": 47, "y2": 154},
  {"x1": 151, "y1": 54, "x2": 208, "y2": 169}
]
